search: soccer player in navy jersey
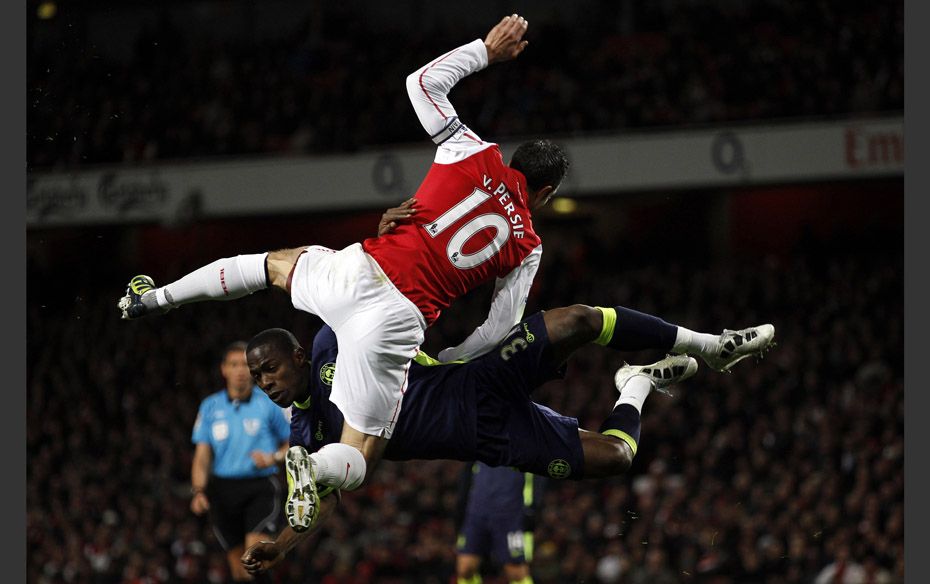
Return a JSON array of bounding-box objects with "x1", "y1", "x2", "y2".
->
[
  {"x1": 456, "y1": 462, "x2": 540, "y2": 584},
  {"x1": 239, "y1": 301, "x2": 774, "y2": 574}
]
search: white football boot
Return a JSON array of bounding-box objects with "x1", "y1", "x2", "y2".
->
[
  {"x1": 615, "y1": 354, "x2": 699, "y2": 396},
  {"x1": 284, "y1": 446, "x2": 319, "y2": 533},
  {"x1": 700, "y1": 324, "x2": 776, "y2": 372}
]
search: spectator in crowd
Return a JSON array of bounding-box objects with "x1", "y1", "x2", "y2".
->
[{"x1": 27, "y1": 1, "x2": 902, "y2": 169}]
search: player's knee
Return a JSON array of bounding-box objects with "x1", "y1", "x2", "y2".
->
[
  {"x1": 456, "y1": 555, "x2": 480, "y2": 578},
  {"x1": 265, "y1": 247, "x2": 308, "y2": 290},
  {"x1": 317, "y1": 443, "x2": 368, "y2": 491},
  {"x1": 546, "y1": 304, "x2": 600, "y2": 340},
  {"x1": 611, "y1": 440, "x2": 634, "y2": 475},
  {"x1": 590, "y1": 437, "x2": 633, "y2": 477},
  {"x1": 564, "y1": 304, "x2": 602, "y2": 340},
  {"x1": 503, "y1": 562, "x2": 530, "y2": 581}
]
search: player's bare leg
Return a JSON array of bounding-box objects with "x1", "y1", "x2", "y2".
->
[
  {"x1": 336, "y1": 423, "x2": 389, "y2": 483},
  {"x1": 226, "y1": 544, "x2": 251, "y2": 581},
  {"x1": 503, "y1": 562, "x2": 533, "y2": 584},
  {"x1": 456, "y1": 554, "x2": 482, "y2": 584},
  {"x1": 541, "y1": 304, "x2": 775, "y2": 372},
  {"x1": 584, "y1": 355, "x2": 697, "y2": 478},
  {"x1": 578, "y1": 430, "x2": 635, "y2": 478},
  {"x1": 540, "y1": 305, "x2": 602, "y2": 363},
  {"x1": 266, "y1": 247, "x2": 310, "y2": 292}
]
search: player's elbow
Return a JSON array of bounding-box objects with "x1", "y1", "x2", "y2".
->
[{"x1": 406, "y1": 71, "x2": 423, "y2": 101}]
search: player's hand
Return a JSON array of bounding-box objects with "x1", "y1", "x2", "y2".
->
[
  {"x1": 484, "y1": 14, "x2": 529, "y2": 65},
  {"x1": 190, "y1": 492, "x2": 210, "y2": 515},
  {"x1": 250, "y1": 450, "x2": 276, "y2": 469},
  {"x1": 241, "y1": 541, "x2": 284, "y2": 575},
  {"x1": 377, "y1": 197, "x2": 418, "y2": 236}
]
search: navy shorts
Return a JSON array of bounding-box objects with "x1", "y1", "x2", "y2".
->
[
  {"x1": 471, "y1": 312, "x2": 586, "y2": 480},
  {"x1": 458, "y1": 510, "x2": 529, "y2": 564}
]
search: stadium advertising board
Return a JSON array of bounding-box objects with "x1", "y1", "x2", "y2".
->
[{"x1": 27, "y1": 116, "x2": 902, "y2": 227}]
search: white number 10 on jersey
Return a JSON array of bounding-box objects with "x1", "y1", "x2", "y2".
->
[{"x1": 423, "y1": 188, "x2": 510, "y2": 269}]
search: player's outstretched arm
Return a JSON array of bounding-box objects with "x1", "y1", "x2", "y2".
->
[
  {"x1": 241, "y1": 493, "x2": 340, "y2": 575},
  {"x1": 438, "y1": 245, "x2": 542, "y2": 363},
  {"x1": 406, "y1": 14, "x2": 529, "y2": 149}
]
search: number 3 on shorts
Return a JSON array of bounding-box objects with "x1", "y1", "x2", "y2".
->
[{"x1": 424, "y1": 189, "x2": 510, "y2": 269}]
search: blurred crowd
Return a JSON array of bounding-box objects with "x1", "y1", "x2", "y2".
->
[
  {"x1": 26, "y1": 220, "x2": 903, "y2": 583},
  {"x1": 28, "y1": 0, "x2": 902, "y2": 169}
]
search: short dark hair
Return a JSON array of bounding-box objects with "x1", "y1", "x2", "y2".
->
[
  {"x1": 246, "y1": 328, "x2": 300, "y2": 357},
  {"x1": 221, "y1": 341, "x2": 248, "y2": 362},
  {"x1": 509, "y1": 139, "x2": 569, "y2": 192}
]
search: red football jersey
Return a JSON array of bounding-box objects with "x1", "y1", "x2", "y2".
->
[{"x1": 363, "y1": 145, "x2": 541, "y2": 325}]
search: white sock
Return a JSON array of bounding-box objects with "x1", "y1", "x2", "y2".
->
[
  {"x1": 672, "y1": 326, "x2": 719, "y2": 356},
  {"x1": 309, "y1": 443, "x2": 367, "y2": 491},
  {"x1": 154, "y1": 253, "x2": 269, "y2": 309},
  {"x1": 615, "y1": 375, "x2": 653, "y2": 414}
]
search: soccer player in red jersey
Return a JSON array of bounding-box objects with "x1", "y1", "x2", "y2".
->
[
  {"x1": 362, "y1": 13, "x2": 567, "y2": 363},
  {"x1": 118, "y1": 15, "x2": 570, "y2": 533}
]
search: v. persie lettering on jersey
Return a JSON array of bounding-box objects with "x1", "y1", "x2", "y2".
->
[{"x1": 482, "y1": 175, "x2": 525, "y2": 239}]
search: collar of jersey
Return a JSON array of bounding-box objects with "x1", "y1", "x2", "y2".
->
[
  {"x1": 226, "y1": 388, "x2": 253, "y2": 403},
  {"x1": 292, "y1": 394, "x2": 312, "y2": 410}
]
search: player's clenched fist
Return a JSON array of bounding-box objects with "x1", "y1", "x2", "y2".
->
[{"x1": 484, "y1": 14, "x2": 529, "y2": 64}]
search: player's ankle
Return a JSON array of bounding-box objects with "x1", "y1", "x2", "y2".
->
[{"x1": 672, "y1": 327, "x2": 718, "y2": 356}]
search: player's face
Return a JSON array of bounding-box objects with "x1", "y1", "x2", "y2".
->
[
  {"x1": 220, "y1": 350, "x2": 253, "y2": 393},
  {"x1": 247, "y1": 345, "x2": 305, "y2": 406}
]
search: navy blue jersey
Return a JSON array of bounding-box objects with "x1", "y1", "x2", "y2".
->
[
  {"x1": 290, "y1": 325, "x2": 476, "y2": 463},
  {"x1": 290, "y1": 313, "x2": 585, "y2": 479},
  {"x1": 288, "y1": 328, "x2": 345, "y2": 452}
]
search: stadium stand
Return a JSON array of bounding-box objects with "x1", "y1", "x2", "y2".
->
[
  {"x1": 27, "y1": 213, "x2": 903, "y2": 582},
  {"x1": 28, "y1": 1, "x2": 902, "y2": 169}
]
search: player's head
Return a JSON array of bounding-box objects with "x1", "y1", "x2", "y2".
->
[
  {"x1": 220, "y1": 341, "x2": 252, "y2": 394},
  {"x1": 246, "y1": 328, "x2": 309, "y2": 407},
  {"x1": 509, "y1": 139, "x2": 570, "y2": 210}
]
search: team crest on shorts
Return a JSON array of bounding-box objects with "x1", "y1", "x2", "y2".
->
[
  {"x1": 547, "y1": 459, "x2": 571, "y2": 479},
  {"x1": 320, "y1": 363, "x2": 336, "y2": 386}
]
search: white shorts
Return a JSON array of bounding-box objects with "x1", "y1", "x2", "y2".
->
[{"x1": 290, "y1": 243, "x2": 427, "y2": 438}]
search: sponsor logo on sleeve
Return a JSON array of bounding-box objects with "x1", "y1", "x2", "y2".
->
[
  {"x1": 320, "y1": 363, "x2": 336, "y2": 386},
  {"x1": 547, "y1": 459, "x2": 571, "y2": 479}
]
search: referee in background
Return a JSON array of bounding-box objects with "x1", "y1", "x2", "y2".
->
[{"x1": 190, "y1": 341, "x2": 290, "y2": 582}]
